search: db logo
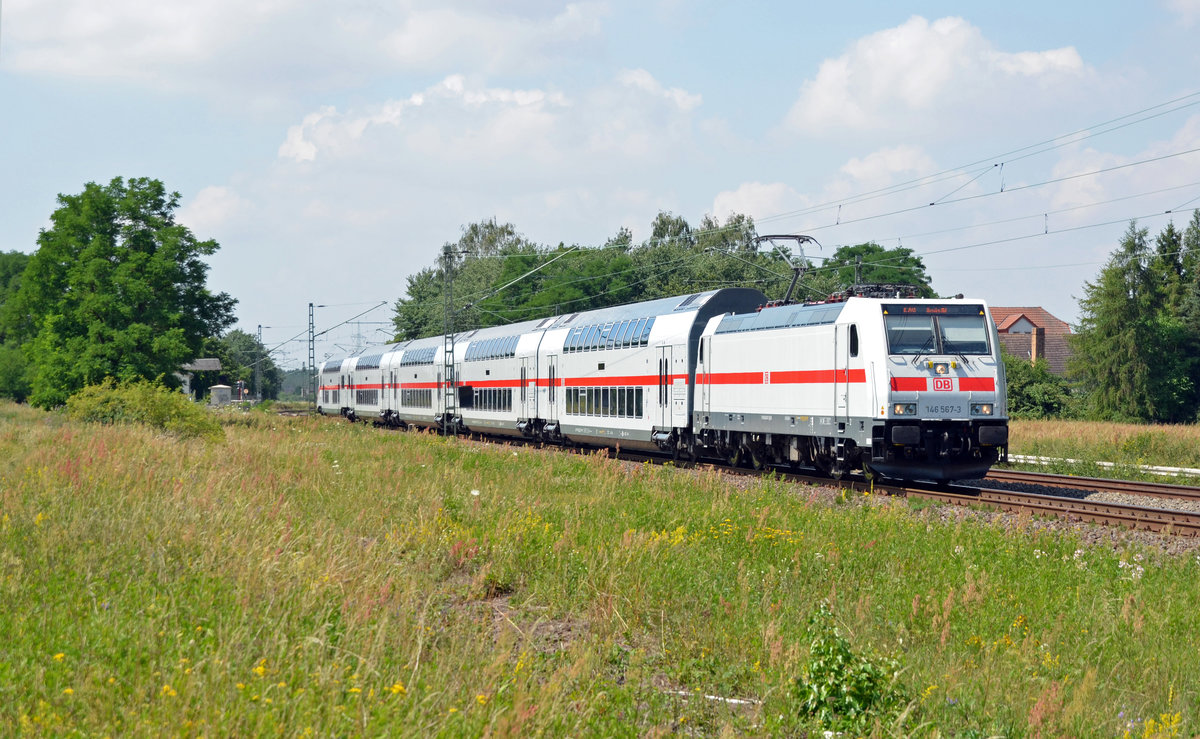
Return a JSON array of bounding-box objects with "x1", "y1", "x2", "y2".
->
[{"x1": 933, "y1": 378, "x2": 954, "y2": 392}]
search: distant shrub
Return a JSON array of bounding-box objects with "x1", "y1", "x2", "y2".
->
[
  {"x1": 792, "y1": 603, "x2": 907, "y2": 732},
  {"x1": 65, "y1": 379, "x2": 224, "y2": 441}
]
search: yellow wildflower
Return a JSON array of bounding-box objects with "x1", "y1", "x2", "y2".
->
[
  {"x1": 389, "y1": 682, "x2": 406, "y2": 696},
  {"x1": 53, "y1": 653, "x2": 65, "y2": 662},
  {"x1": 62, "y1": 688, "x2": 74, "y2": 695}
]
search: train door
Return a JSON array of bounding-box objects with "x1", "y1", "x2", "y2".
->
[
  {"x1": 657, "y1": 345, "x2": 673, "y2": 428},
  {"x1": 698, "y1": 336, "x2": 711, "y2": 418},
  {"x1": 546, "y1": 355, "x2": 558, "y2": 424},
  {"x1": 834, "y1": 323, "x2": 850, "y2": 426},
  {"x1": 521, "y1": 356, "x2": 536, "y2": 418}
]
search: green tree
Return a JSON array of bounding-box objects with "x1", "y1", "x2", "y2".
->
[
  {"x1": 5, "y1": 177, "x2": 236, "y2": 408},
  {"x1": 1151, "y1": 221, "x2": 1184, "y2": 311},
  {"x1": 648, "y1": 211, "x2": 694, "y2": 249},
  {"x1": 1182, "y1": 210, "x2": 1200, "y2": 287},
  {"x1": 814, "y1": 242, "x2": 934, "y2": 297},
  {"x1": 1001, "y1": 347, "x2": 1073, "y2": 418},
  {"x1": 0, "y1": 251, "x2": 32, "y2": 401},
  {"x1": 1071, "y1": 220, "x2": 1197, "y2": 422},
  {"x1": 392, "y1": 220, "x2": 539, "y2": 340}
]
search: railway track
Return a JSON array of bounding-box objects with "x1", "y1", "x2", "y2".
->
[
  {"x1": 752, "y1": 469, "x2": 1200, "y2": 537},
  {"x1": 983, "y1": 468, "x2": 1200, "y2": 501},
  {"x1": 627, "y1": 454, "x2": 1200, "y2": 538},
  {"x1": 314, "y1": 414, "x2": 1200, "y2": 537}
]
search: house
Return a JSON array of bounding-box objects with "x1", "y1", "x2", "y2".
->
[
  {"x1": 989, "y1": 307, "x2": 1072, "y2": 376},
  {"x1": 177, "y1": 358, "x2": 222, "y2": 398}
]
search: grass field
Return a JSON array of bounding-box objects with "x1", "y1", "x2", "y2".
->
[
  {"x1": 1007, "y1": 419, "x2": 1200, "y2": 484},
  {"x1": 1, "y1": 402, "x2": 1197, "y2": 736}
]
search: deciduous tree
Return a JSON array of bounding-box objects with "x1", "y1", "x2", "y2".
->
[{"x1": 5, "y1": 178, "x2": 236, "y2": 408}]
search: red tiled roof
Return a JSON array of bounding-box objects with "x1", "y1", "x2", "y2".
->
[{"x1": 989, "y1": 307, "x2": 1071, "y2": 335}]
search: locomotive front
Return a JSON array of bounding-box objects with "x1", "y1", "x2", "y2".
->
[{"x1": 869, "y1": 301, "x2": 1008, "y2": 481}]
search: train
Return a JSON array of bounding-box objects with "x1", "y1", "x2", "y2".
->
[{"x1": 317, "y1": 286, "x2": 1009, "y2": 482}]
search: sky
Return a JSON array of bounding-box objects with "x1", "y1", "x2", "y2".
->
[{"x1": 2, "y1": 0, "x2": 1200, "y2": 369}]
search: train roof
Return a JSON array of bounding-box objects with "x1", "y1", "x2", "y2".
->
[
  {"x1": 546, "y1": 288, "x2": 767, "y2": 329},
  {"x1": 715, "y1": 300, "x2": 847, "y2": 334}
]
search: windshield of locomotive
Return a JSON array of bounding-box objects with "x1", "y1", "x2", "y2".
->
[
  {"x1": 938, "y1": 315, "x2": 990, "y2": 354},
  {"x1": 884, "y1": 315, "x2": 936, "y2": 354}
]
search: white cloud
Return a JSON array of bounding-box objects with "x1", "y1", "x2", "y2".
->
[
  {"x1": 384, "y1": 3, "x2": 607, "y2": 74},
  {"x1": 1165, "y1": 0, "x2": 1200, "y2": 26},
  {"x1": 276, "y1": 77, "x2": 568, "y2": 166},
  {"x1": 178, "y1": 186, "x2": 251, "y2": 234},
  {"x1": 3, "y1": 1, "x2": 608, "y2": 95},
  {"x1": 616, "y1": 69, "x2": 702, "y2": 111},
  {"x1": 785, "y1": 16, "x2": 1086, "y2": 136},
  {"x1": 275, "y1": 70, "x2": 701, "y2": 173},
  {"x1": 711, "y1": 182, "x2": 809, "y2": 222},
  {"x1": 1047, "y1": 114, "x2": 1200, "y2": 217},
  {"x1": 839, "y1": 146, "x2": 937, "y2": 190}
]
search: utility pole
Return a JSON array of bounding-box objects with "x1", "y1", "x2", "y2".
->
[
  {"x1": 308, "y1": 303, "x2": 316, "y2": 410},
  {"x1": 442, "y1": 245, "x2": 456, "y2": 436},
  {"x1": 255, "y1": 325, "x2": 271, "y2": 402}
]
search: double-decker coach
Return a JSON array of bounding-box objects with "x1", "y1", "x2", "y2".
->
[
  {"x1": 316, "y1": 357, "x2": 345, "y2": 416},
  {"x1": 453, "y1": 316, "x2": 555, "y2": 438},
  {"x1": 535, "y1": 288, "x2": 766, "y2": 452}
]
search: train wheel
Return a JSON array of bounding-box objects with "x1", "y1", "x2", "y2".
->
[{"x1": 748, "y1": 447, "x2": 766, "y2": 471}]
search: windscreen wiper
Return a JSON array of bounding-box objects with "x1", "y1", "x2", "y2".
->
[
  {"x1": 910, "y1": 334, "x2": 937, "y2": 367},
  {"x1": 942, "y1": 339, "x2": 970, "y2": 367}
]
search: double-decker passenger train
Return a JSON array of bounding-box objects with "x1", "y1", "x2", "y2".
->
[{"x1": 317, "y1": 287, "x2": 1008, "y2": 482}]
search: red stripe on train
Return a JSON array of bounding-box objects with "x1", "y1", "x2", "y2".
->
[
  {"x1": 890, "y1": 377, "x2": 927, "y2": 391},
  {"x1": 958, "y1": 377, "x2": 995, "y2": 391},
  {"x1": 698, "y1": 369, "x2": 866, "y2": 385}
]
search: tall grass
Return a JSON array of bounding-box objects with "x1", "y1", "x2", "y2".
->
[
  {"x1": 1009, "y1": 418, "x2": 1200, "y2": 483},
  {"x1": 1, "y1": 402, "x2": 1196, "y2": 736}
]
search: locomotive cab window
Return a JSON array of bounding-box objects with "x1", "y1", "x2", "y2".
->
[
  {"x1": 938, "y1": 315, "x2": 990, "y2": 355},
  {"x1": 849, "y1": 325, "x2": 858, "y2": 357},
  {"x1": 883, "y1": 305, "x2": 991, "y2": 356},
  {"x1": 884, "y1": 315, "x2": 935, "y2": 355}
]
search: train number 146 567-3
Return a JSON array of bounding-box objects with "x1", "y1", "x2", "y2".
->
[{"x1": 922, "y1": 404, "x2": 963, "y2": 416}]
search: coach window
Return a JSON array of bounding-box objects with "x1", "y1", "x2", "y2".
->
[
  {"x1": 629, "y1": 318, "x2": 644, "y2": 347},
  {"x1": 850, "y1": 325, "x2": 859, "y2": 357},
  {"x1": 616, "y1": 320, "x2": 632, "y2": 348},
  {"x1": 638, "y1": 317, "x2": 654, "y2": 345}
]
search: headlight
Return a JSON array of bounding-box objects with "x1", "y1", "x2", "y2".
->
[
  {"x1": 971, "y1": 403, "x2": 993, "y2": 416},
  {"x1": 893, "y1": 403, "x2": 917, "y2": 415}
]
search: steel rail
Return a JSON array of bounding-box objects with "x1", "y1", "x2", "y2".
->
[{"x1": 984, "y1": 468, "x2": 1200, "y2": 501}]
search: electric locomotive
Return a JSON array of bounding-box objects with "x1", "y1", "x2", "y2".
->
[{"x1": 692, "y1": 293, "x2": 1008, "y2": 481}]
